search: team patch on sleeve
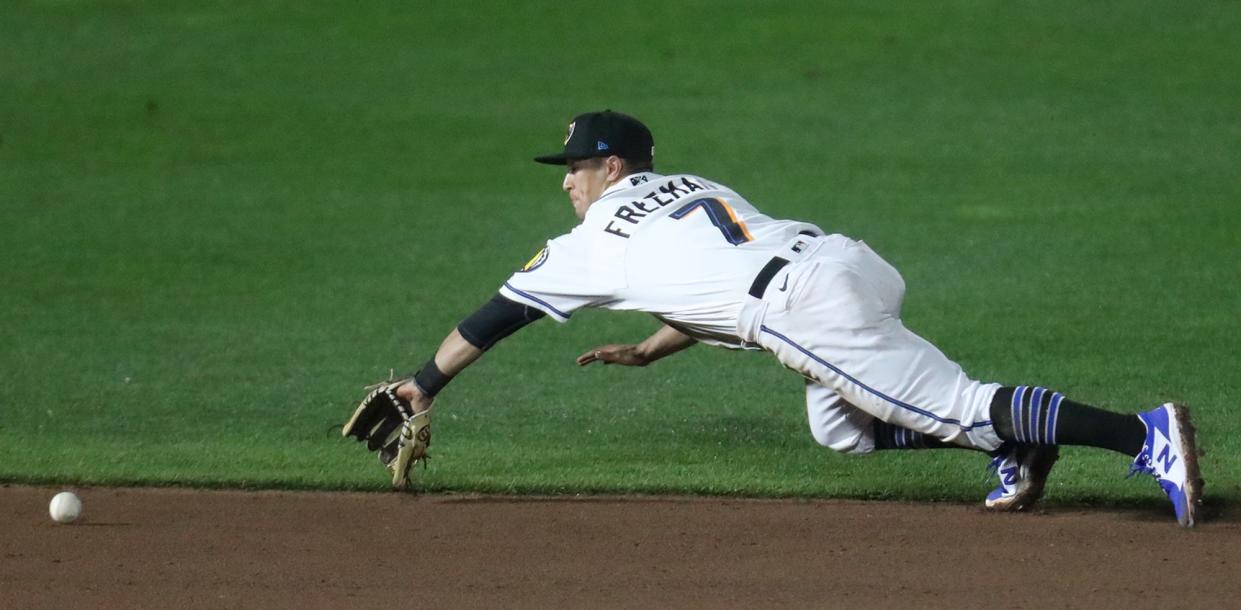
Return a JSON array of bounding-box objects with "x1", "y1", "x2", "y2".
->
[{"x1": 518, "y1": 246, "x2": 549, "y2": 272}]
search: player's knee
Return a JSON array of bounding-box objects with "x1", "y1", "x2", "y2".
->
[{"x1": 810, "y1": 428, "x2": 873, "y2": 455}]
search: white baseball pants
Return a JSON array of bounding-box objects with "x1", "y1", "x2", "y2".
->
[{"x1": 737, "y1": 234, "x2": 1003, "y2": 453}]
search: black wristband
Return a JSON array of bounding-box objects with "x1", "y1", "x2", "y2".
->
[{"x1": 411, "y1": 359, "x2": 453, "y2": 398}]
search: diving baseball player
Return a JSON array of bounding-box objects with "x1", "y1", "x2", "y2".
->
[{"x1": 343, "y1": 110, "x2": 1204, "y2": 526}]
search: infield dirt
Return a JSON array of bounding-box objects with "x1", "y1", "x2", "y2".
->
[{"x1": 2, "y1": 485, "x2": 1237, "y2": 609}]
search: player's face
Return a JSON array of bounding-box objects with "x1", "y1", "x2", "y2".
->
[{"x1": 563, "y1": 158, "x2": 611, "y2": 219}]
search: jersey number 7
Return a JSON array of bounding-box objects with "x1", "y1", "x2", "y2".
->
[{"x1": 670, "y1": 197, "x2": 754, "y2": 245}]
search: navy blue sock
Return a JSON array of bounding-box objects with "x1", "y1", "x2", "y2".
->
[
  {"x1": 989, "y1": 386, "x2": 1145, "y2": 456},
  {"x1": 872, "y1": 421, "x2": 959, "y2": 450}
]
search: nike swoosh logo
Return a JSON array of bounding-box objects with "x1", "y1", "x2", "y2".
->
[{"x1": 778, "y1": 275, "x2": 789, "y2": 292}]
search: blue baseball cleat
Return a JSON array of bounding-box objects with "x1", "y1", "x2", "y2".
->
[
  {"x1": 1131, "y1": 403, "x2": 1204, "y2": 527},
  {"x1": 985, "y1": 444, "x2": 1059, "y2": 511}
]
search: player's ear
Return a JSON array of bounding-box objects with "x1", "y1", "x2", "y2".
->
[{"x1": 604, "y1": 155, "x2": 625, "y2": 181}]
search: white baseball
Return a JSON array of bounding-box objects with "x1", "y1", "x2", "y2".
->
[{"x1": 49, "y1": 491, "x2": 82, "y2": 524}]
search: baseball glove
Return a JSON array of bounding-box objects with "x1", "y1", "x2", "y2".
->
[{"x1": 342, "y1": 380, "x2": 432, "y2": 490}]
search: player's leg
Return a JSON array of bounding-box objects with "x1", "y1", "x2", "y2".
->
[
  {"x1": 770, "y1": 301, "x2": 1199, "y2": 522},
  {"x1": 804, "y1": 380, "x2": 967, "y2": 454},
  {"x1": 987, "y1": 386, "x2": 1202, "y2": 526},
  {"x1": 749, "y1": 238, "x2": 1054, "y2": 509},
  {"x1": 790, "y1": 322, "x2": 1062, "y2": 510},
  {"x1": 756, "y1": 275, "x2": 1003, "y2": 450},
  {"x1": 989, "y1": 386, "x2": 1143, "y2": 454},
  {"x1": 747, "y1": 236, "x2": 1201, "y2": 524}
]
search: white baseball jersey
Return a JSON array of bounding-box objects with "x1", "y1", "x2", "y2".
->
[{"x1": 499, "y1": 172, "x2": 821, "y2": 348}]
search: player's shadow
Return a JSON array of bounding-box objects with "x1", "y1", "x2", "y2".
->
[{"x1": 1051, "y1": 495, "x2": 1234, "y2": 526}]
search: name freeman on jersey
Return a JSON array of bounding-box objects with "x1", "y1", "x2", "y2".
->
[{"x1": 603, "y1": 176, "x2": 719, "y2": 239}]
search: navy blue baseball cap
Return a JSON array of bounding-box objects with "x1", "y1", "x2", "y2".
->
[{"x1": 534, "y1": 110, "x2": 654, "y2": 165}]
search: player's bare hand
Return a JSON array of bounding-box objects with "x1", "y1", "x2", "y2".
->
[
  {"x1": 576, "y1": 344, "x2": 650, "y2": 367},
  {"x1": 395, "y1": 380, "x2": 434, "y2": 413}
]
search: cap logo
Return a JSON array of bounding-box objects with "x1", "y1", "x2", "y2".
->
[
  {"x1": 596, "y1": 140, "x2": 609, "y2": 151},
  {"x1": 563, "y1": 121, "x2": 575, "y2": 145}
]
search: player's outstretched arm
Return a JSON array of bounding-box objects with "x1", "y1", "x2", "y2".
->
[
  {"x1": 576, "y1": 324, "x2": 696, "y2": 367},
  {"x1": 394, "y1": 293, "x2": 547, "y2": 408},
  {"x1": 345, "y1": 294, "x2": 545, "y2": 488},
  {"x1": 394, "y1": 328, "x2": 482, "y2": 411}
]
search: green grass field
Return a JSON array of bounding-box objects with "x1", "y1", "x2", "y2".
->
[{"x1": 2, "y1": 1, "x2": 1238, "y2": 507}]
